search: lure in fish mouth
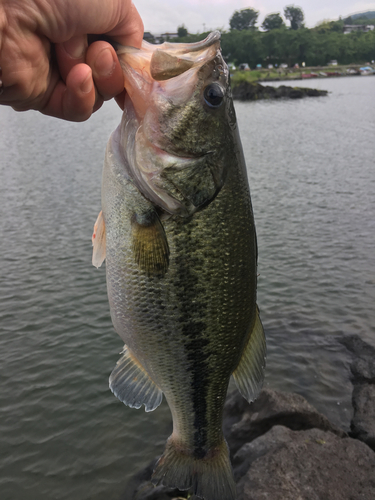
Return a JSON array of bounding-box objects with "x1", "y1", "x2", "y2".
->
[{"x1": 92, "y1": 31, "x2": 266, "y2": 500}]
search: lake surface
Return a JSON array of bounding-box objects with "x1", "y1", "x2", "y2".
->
[{"x1": 1, "y1": 75, "x2": 374, "y2": 500}]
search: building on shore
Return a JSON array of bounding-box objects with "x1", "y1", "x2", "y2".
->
[
  {"x1": 143, "y1": 32, "x2": 180, "y2": 44},
  {"x1": 343, "y1": 24, "x2": 375, "y2": 34}
]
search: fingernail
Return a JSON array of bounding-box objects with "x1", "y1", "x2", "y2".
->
[
  {"x1": 81, "y1": 72, "x2": 93, "y2": 94},
  {"x1": 94, "y1": 48, "x2": 116, "y2": 77},
  {"x1": 63, "y1": 36, "x2": 86, "y2": 59}
]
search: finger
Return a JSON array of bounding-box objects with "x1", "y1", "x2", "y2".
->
[
  {"x1": 115, "y1": 89, "x2": 126, "y2": 110},
  {"x1": 105, "y1": 2, "x2": 144, "y2": 48},
  {"x1": 55, "y1": 35, "x2": 88, "y2": 82},
  {"x1": 41, "y1": 64, "x2": 98, "y2": 121},
  {"x1": 86, "y1": 41, "x2": 124, "y2": 101}
]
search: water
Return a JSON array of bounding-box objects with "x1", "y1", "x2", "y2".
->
[{"x1": 0, "y1": 76, "x2": 374, "y2": 499}]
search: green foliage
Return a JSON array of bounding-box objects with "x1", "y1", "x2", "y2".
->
[
  {"x1": 262, "y1": 13, "x2": 285, "y2": 31},
  {"x1": 230, "y1": 8, "x2": 259, "y2": 31},
  {"x1": 222, "y1": 30, "x2": 263, "y2": 67},
  {"x1": 351, "y1": 17, "x2": 375, "y2": 26},
  {"x1": 174, "y1": 23, "x2": 375, "y2": 68},
  {"x1": 177, "y1": 25, "x2": 188, "y2": 37},
  {"x1": 231, "y1": 71, "x2": 259, "y2": 85},
  {"x1": 284, "y1": 5, "x2": 305, "y2": 30},
  {"x1": 314, "y1": 20, "x2": 344, "y2": 33}
]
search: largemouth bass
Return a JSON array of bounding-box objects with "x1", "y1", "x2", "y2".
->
[{"x1": 92, "y1": 31, "x2": 266, "y2": 500}]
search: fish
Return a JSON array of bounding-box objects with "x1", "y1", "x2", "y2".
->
[{"x1": 92, "y1": 31, "x2": 266, "y2": 500}]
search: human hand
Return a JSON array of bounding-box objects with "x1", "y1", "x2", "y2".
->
[{"x1": 0, "y1": 0, "x2": 143, "y2": 121}]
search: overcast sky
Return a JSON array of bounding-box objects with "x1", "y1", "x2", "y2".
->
[{"x1": 134, "y1": 0, "x2": 375, "y2": 33}]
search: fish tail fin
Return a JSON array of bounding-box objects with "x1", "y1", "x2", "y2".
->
[{"x1": 151, "y1": 436, "x2": 236, "y2": 500}]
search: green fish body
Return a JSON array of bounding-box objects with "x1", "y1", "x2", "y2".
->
[{"x1": 92, "y1": 31, "x2": 266, "y2": 500}]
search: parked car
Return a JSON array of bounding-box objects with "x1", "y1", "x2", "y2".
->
[{"x1": 238, "y1": 63, "x2": 250, "y2": 71}]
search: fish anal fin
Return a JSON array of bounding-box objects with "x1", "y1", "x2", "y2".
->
[
  {"x1": 109, "y1": 345, "x2": 163, "y2": 412},
  {"x1": 131, "y1": 210, "x2": 170, "y2": 277},
  {"x1": 232, "y1": 307, "x2": 266, "y2": 403},
  {"x1": 92, "y1": 210, "x2": 106, "y2": 268}
]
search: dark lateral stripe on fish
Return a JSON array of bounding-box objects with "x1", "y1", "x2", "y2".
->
[{"x1": 174, "y1": 237, "x2": 210, "y2": 458}]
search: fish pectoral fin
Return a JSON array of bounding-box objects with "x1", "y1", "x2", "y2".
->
[
  {"x1": 232, "y1": 307, "x2": 266, "y2": 403},
  {"x1": 92, "y1": 210, "x2": 106, "y2": 268},
  {"x1": 131, "y1": 209, "x2": 170, "y2": 277},
  {"x1": 109, "y1": 345, "x2": 163, "y2": 412}
]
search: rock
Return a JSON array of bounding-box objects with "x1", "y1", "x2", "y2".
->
[
  {"x1": 339, "y1": 335, "x2": 375, "y2": 451},
  {"x1": 231, "y1": 82, "x2": 264, "y2": 100},
  {"x1": 234, "y1": 425, "x2": 375, "y2": 500},
  {"x1": 126, "y1": 387, "x2": 375, "y2": 500},
  {"x1": 223, "y1": 388, "x2": 346, "y2": 455},
  {"x1": 231, "y1": 81, "x2": 327, "y2": 101},
  {"x1": 350, "y1": 384, "x2": 375, "y2": 451},
  {"x1": 339, "y1": 334, "x2": 375, "y2": 384},
  {"x1": 123, "y1": 458, "x2": 181, "y2": 500},
  {"x1": 288, "y1": 88, "x2": 304, "y2": 98},
  {"x1": 306, "y1": 88, "x2": 324, "y2": 97}
]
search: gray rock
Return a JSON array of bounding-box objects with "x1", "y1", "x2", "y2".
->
[
  {"x1": 126, "y1": 387, "x2": 375, "y2": 500},
  {"x1": 232, "y1": 81, "x2": 327, "y2": 101},
  {"x1": 339, "y1": 334, "x2": 375, "y2": 384},
  {"x1": 339, "y1": 335, "x2": 375, "y2": 451},
  {"x1": 122, "y1": 458, "x2": 181, "y2": 500},
  {"x1": 235, "y1": 426, "x2": 375, "y2": 500},
  {"x1": 350, "y1": 384, "x2": 375, "y2": 451},
  {"x1": 223, "y1": 388, "x2": 346, "y2": 455}
]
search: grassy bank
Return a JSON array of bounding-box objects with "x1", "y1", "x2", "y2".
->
[{"x1": 230, "y1": 65, "x2": 369, "y2": 85}]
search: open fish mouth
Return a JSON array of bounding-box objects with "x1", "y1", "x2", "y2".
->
[
  {"x1": 117, "y1": 31, "x2": 224, "y2": 121},
  {"x1": 112, "y1": 31, "x2": 230, "y2": 217},
  {"x1": 117, "y1": 30, "x2": 221, "y2": 80}
]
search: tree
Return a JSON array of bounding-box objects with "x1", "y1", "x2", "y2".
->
[
  {"x1": 177, "y1": 24, "x2": 188, "y2": 37},
  {"x1": 262, "y1": 13, "x2": 285, "y2": 31},
  {"x1": 284, "y1": 5, "x2": 304, "y2": 30},
  {"x1": 221, "y1": 29, "x2": 264, "y2": 67},
  {"x1": 230, "y1": 8, "x2": 259, "y2": 31}
]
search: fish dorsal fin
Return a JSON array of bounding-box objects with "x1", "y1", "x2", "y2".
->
[
  {"x1": 109, "y1": 346, "x2": 163, "y2": 412},
  {"x1": 92, "y1": 210, "x2": 106, "y2": 268},
  {"x1": 232, "y1": 307, "x2": 266, "y2": 403},
  {"x1": 131, "y1": 209, "x2": 170, "y2": 277}
]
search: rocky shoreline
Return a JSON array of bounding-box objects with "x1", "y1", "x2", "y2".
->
[
  {"x1": 123, "y1": 334, "x2": 375, "y2": 500},
  {"x1": 232, "y1": 81, "x2": 328, "y2": 101}
]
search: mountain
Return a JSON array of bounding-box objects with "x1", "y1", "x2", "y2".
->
[{"x1": 350, "y1": 11, "x2": 375, "y2": 20}]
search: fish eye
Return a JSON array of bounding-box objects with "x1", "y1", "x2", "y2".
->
[{"x1": 203, "y1": 83, "x2": 224, "y2": 108}]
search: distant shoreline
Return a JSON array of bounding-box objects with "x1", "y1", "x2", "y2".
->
[{"x1": 231, "y1": 64, "x2": 375, "y2": 84}]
